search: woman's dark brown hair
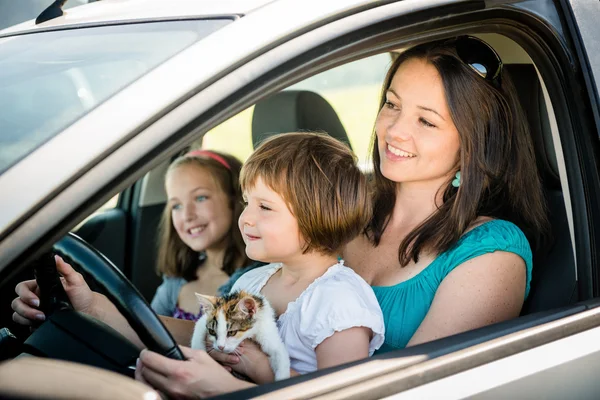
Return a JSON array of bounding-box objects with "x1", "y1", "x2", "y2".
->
[
  {"x1": 366, "y1": 37, "x2": 551, "y2": 266},
  {"x1": 157, "y1": 151, "x2": 249, "y2": 281}
]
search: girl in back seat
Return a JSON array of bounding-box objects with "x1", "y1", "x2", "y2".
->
[{"x1": 150, "y1": 150, "x2": 252, "y2": 321}]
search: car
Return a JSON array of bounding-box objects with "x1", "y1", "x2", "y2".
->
[{"x1": 0, "y1": 0, "x2": 599, "y2": 398}]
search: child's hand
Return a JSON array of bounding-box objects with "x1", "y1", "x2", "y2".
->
[
  {"x1": 136, "y1": 346, "x2": 251, "y2": 397},
  {"x1": 209, "y1": 340, "x2": 275, "y2": 384}
]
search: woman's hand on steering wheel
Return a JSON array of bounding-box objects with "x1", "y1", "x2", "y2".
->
[{"x1": 12, "y1": 255, "x2": 98, "y2": 325}]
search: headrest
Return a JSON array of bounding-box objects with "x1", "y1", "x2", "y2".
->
[
  {"x1": 251, "y1": 90, "x2": 351, "y2": 149},
  {"x1": 504, "y1": 64, "x2": 560, "y2": 190}
]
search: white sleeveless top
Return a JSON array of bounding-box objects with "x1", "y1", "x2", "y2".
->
[{"x1": 230, "y1": 261, "x2": 385, "y2": 374}]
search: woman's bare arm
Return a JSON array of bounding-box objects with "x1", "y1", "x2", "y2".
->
[
  {"x1": 407, "y1": 251, "x2": 526, "y2": 347},
  {"x1": 92, "y1": 294, "x2": 195, "y2": 349}
]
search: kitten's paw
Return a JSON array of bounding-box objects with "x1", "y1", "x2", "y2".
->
[
  {"x1": 273, "y1": 357, "x2": 290, "y2": 380},
  {"x1": 275, "y1": 369, "x2": 290, "y2": 381},
  {"x1": 274, "y1": 368, "x2": 290, "y2": 381}
]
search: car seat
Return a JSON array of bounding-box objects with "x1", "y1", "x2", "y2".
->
[
  {"x1": 504, "y1": 64, "x2": 578, "y2": 314},
  {"x1": 251, "y1": 90, "x2": 351, "y2": 149}
]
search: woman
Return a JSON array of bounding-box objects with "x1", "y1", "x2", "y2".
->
[
  {"x1": 12, "y1": 36, "x2": 550, "y2": 397},
  {"x1": 344, "y1": 35, "x2": 549, "y2": 350}
]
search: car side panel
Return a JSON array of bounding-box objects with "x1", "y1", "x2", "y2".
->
[{"x1": 389, "y1": 324, "x2": 600, "y2": 400}]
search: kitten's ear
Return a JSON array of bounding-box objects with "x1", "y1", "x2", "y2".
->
[
  {"x1": 195, "y1": 293, "x2": 216, "y2": 314},
  {"x1": 237, "y1": 296, "x2": 258, "y2": 317}
]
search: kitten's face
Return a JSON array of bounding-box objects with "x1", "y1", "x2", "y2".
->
[{"x1": 196, "y1": 291, "x2": 262, "y2": 353}]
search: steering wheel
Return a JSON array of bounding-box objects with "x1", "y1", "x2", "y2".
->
[{"x1": 22, "y1": 232, "x2": 184, "y2": 374}]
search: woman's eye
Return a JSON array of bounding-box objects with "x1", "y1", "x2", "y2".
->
[
  {"x1": 227, "y1": 330, "x2": 238, "y2": 337},
  {"x1": 419, "y1": 117, "x2": 436, "y2": 128},
  {"x1": 384, "y1": 100, "x2": 396, "y2": 109},
  {"x1": 196, "y1": 195, "x2": 207, "y2": 202},
  {"x1": 171, "y1": 204, "x2": 181, "y2": 211},
  {"x1": 207, "y1": 328, "x2": 216, "y2": 336},
  {"x1": 242, "y1": 200, "x2": 248, "y2": 207}
]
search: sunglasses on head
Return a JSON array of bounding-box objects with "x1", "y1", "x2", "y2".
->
[{"x1": 454, "y1": 35, "x2": 503, "y2": 85}]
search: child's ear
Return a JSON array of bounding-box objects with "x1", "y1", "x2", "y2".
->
[
  {"x1": 195, "y1": 293, "x2": 216, "y2": 314},
  {"x1": 237, "y1": 296, "x2": 258, "y2": 317}
]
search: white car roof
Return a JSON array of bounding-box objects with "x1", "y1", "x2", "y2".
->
[{"x1": 0, "y1": 0, "x2": 274, "y2": 35}]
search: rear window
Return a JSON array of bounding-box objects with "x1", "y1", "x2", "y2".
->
[{"x1": 0, "y1": 19, "x2": 230, "y2": 174}]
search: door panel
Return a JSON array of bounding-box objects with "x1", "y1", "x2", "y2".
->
[{"x1": 392, "y1": 324, "x2": 600, "y2": 400}]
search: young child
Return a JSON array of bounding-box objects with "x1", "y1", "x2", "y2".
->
[
  {"x1": 151, "y1": 150, "x2": 252, "y2": 321},
  {"x1": 231, "y1": 132, "x2": 384, "y2": 375}
]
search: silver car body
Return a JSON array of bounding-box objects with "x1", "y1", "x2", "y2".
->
[{"x1": 1, "y1": 0, "x2": 600, "y2": 398}]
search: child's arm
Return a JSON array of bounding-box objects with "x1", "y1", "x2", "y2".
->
[
  {"x1": 214, "y1": 327, "x2": 371, "y2": 383},
  {"x1": 210, "y1": 340, "x2": 300, "y2": 383},
  {"x1": 315, "y1": 327, "x2": 371, "y2": 369}
]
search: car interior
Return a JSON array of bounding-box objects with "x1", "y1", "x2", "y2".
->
[
  {"x1": 72, "y1": 33, "x2": 577, "y2": 315},
  {"x1": 0, "y1": 27, "x2": 586, "y2": 398}
]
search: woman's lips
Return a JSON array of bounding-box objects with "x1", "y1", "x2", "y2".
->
[{"x1": 385, "y1": 143, "x2": 416, "y2": 162}]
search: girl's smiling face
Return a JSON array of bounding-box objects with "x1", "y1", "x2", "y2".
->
[
  {"x1": 375, "y1": 57, "x2": 461, "y2": 188},
  {"x1": 167, "y1": 163, "x2": 233, "y2": 253},
  {"x1": 238, "y1": 177, "x2": 304, "y2": 264}
]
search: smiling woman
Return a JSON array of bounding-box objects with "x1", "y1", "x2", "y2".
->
[
  {"x1": 376, "y1": 57, "x2": 461, "y2": 185},
  {"x1": 344, "y1": 36, "x2": 551, "y2": 352}
]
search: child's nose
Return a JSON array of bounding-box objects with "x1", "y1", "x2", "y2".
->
[{"x1": 239, "y1": 206, "x2": 254, "y2": 226}]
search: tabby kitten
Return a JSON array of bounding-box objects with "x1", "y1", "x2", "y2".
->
[{"x1": 190, "y1": 290, "x2": 290, "y2": 381}]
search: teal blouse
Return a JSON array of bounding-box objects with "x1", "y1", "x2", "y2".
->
[{"x1": 372, "y1": 219, "x2": 532, "y2": 353}]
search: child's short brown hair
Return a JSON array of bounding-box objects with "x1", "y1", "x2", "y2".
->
[{"x1": 240, "y1": 132, "x2": 371, "y2": 255}]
